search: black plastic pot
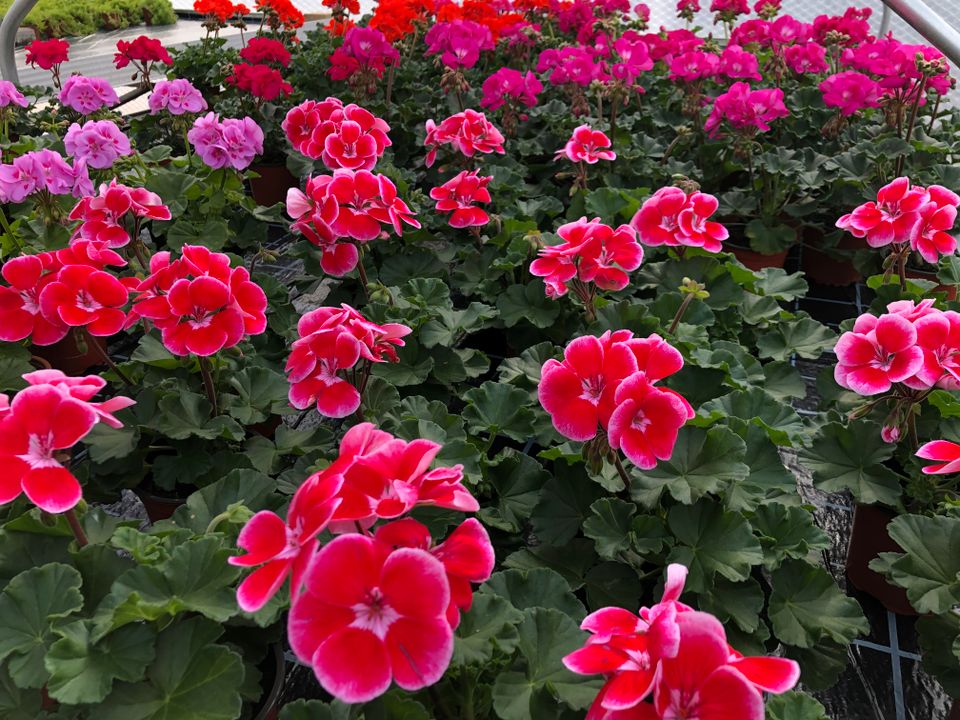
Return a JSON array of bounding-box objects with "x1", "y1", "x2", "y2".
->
[
  {"x1": 845, "y1": 503, "x2": 916, "y2": 616},
  {"x1": 252, "y1": 644, "x2": 286, "y2": 720}
]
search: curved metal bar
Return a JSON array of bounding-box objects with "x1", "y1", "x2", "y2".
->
[
  {"x1": 879, "y1": 4, "x2": 892, "y2": 37},
  {"x1": 882, "y1": 0, "x2": 960, "y2": 68},
  {"x1": 0, "y1": 0, "x2": 39, "y2": 84}
]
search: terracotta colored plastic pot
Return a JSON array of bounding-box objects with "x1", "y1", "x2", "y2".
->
[
  {"x1": 801, "y1": 234, "x2": 867, "y2": 287},
  {"x1": 905, "y1": 268, "x2": 959, "y2": 301},
  {"x1": 845, "y1": 503, "x2": 916, "y2": 616},
  {"x1": 138, "y1": 489, "x2": 187, "y2": 523},
  {"x1": 32, "y1": 332, "x2": 106, "y2": 375},
  {"x1": 727, "y1": 244, "x2": 788, "y2": 271},
  {"x1": 249, "y1": 164, "x2": 297, "y2": 207}
]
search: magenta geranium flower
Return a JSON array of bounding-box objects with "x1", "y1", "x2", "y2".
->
[
  {"x1": 0, "y1": 253, "x2": 69, "y2": 346},
  {"x1": 149, "y1": 79, "x2": 208, "y2": 116},
  {"x1": 188, "y1": 112, "x2": 264, "y2": 171},
  {"x1": 916, "y1": 440, "x2": 960, "y2": 474},
  {"x1": 480, "y1": 68, "x2": 543, "y2": 111},
  {"x1": 834, "y1": 312, "x2": 924, "y2": 396},
  {"x1": 705, "y1": 82, "x2": 788, "y2": 137},
  {"x1": 429, "y1": 170, "x2": 492, "y2": 228},
  {"x1": 630, "y1": 186, "x2": 729, "y2": 252},
  {"x1": 835, "y1": 176, "x2": 929, "y2": 248},
  {"x1": 375, "y1": 517, "x2": 495, "y2": 628},
  {"x1": 910, "y1": 185, "x2": 960, "y2": 263},
  {"x1": 288, "y1": 534, "x2": 453, "y2": 703},
  {"x1": 556, "y1": 124, "x2": 616, "y2": 164},
  {"x1": 0, "y1": 80, "x2": 28, "y2": 109},
  {"x1": 718, "y1": 44, "x2": 762, "y2": 81},
  {"x1": 230, "y1": 472, "x2": 343, "y2": 612},
  {"x1": 784, "y1": 41, "x2": 828, "y2": 74},
  {"x1": 424, "y1": 20, "x2": 494, "y2": 70},
  {"x1": 819, "y1": 70, "x2": 882, "y2": 116},
  {"x1": 669, "y1": 50, "x2": 720, "y2": 82},
  {"x1": 58, "y1": 75, "x2": 119, "y2": 115},
  {"x1": 607, "y1": 373, "x2": 692, "y2": 469},
  {"x1": 282, "y1": 101, "x2": 392, "y2": 170},
  {"x1": 64, "y1": 120, "x2": 133, "y2": 170}
]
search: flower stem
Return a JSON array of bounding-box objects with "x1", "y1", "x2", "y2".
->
[
  {"x1": 897, "y1": 247, "x2": 908, "y2": 291},
  {"x1": 200, "y1": 356, "x2": 219, "y2": 416},
  {"x1": 357, "y1": 256, "x2": 370, "y2": 297},
  {"x1": 0, "y1": 204, "x2": 23, "y2": 252},
  {"x1": 86, "y1": 329, "x2": 134, "y2": 386},
  {"x1": 612, "y1": 453, "x2": 632, "y2": 491},
  {"x1": 669, "y1": 293, "x2": 695, "y2": 335},
  {"x1": 897, "y1": 76, "x2": 926, "y2": 175},
  {"x1": 64, "y1": 508, "x2": 88, "y2": 547}
]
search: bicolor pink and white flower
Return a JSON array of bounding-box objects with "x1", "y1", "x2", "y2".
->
[
  {"x1": 836, "y1": 177, "x2": 929, "y2": 248},
  {"x1": 429, "y1": 170, "x2": 492, "y2": 228},
  {"x1": 630, "y1": 186, "x2": 729, "y2": 253},
  {"x1": 555, "y1": 124, "x2": 616, "y2": 164},
  {"x1": 834, "y1": 311, "x2": 924, "y2": 395},
  {"x1": 423, "y1": 110, "x2": 505, "y2": 167},
  {"x1": 916, "y1": 440, "x2": 960, "y2": 474}
]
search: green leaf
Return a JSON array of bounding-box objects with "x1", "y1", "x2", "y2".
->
[
  {"x1": 453, "y1": 593, "x2": 523, "y2": 666},
  {"x1": 726, "y1": 422, "x2": 798, "y2": 511},
  {"x1": 421, "y1": 303, "x2": 497, "y2": 347},
  {"x1": 751, "y1": 503, "x2": 831, "y2": 570},
  {"x1": 752, "y1": 268, "x2": 809, "y2": 301},
  {"x1": 927, "y1": 389, "x2": 960, "y2": 418},
  {"x1": 463, "y1": 382, "x2": 536, "y2": 442},
  {"x1": 757, "y1": 318, "x2": 835, "y2": 360},
  {"x1": 762, "y1": 361, "x2": 807, "y2": 401},
  {"x1": 169, "y1": 469, "x2": 278, "y2": 534},
  {"x1": 872, "y1": 513, "x2": 960, "y2": 614},
  {"x1": 224, "y1": 366, "x2": 290, "y2": 424},
  {"x1": 798, "y1": 420, "x2": 902, "y2": 506},
  {"x1": 697, "y1": 576, "x2": 764, "y2": 633},
  {"x1": 279, "y1": 700, "x2": 351, "y2": 720},
  {"x1": 498, "y1": 342, "x2": 559, "y2": 388},
  {"x1": 917, "y1": 614, "x2": 960, "y2": 697},
  {"x1": 529, "y1": 465, "x2": 604, "y2": 546},
  {"x1": 94, "y1": 538, "x2": 240, "y2": 638},
  {"x1": 150, "y1": 391, "x2": 245, "y2": 441},
  {"x1": 582, "y1": 498, "x2": 637, "y2": 561},
  {"x1": 503, "y1": 540, "x2": 597, "y2": 592},
  {"x1": 783, "y1": 641, "x2": 849, "y2": 691},
  {"x1": 630, "y1": 426, "x2": 749, "y2": 508},
  {"x1": 166, "y1": 219, "x2": 230, "y2": 251},
  {"x1": 700, "y1": 388, "x2": 806, "y2": 446},
  {"x1": 666, "y1": 500, "x2": 763, "y2": 593},
  {"x1": 83, "y1": 422, "x2": 139, "y2": 463},
  {"x1": 583, "y1": 562, "x2": 643, "y2": 611},
  {"x1": 768, "y1": 561, "x2": 868, "y2": 647},
  {"x1": 498, "y1": 283, "x2": 561, "y2": 328},
  {"x1": 0, "y1": 344, "x2": 33, "y2": 392},
  {"x1": 45, "y1": 621, "x2": 156, "y2": 704},
  {"x1": 491, "y1": 609, "x2": 600, "y2": 720},
  {"x1": 99, "y1": 618, "x2": 243, "y2": 720},
  {"x1": 478, "y1": 450, "x2": 547, "y2": 533},
  {"x1": 481, "y1": 568, "x2": 586, "y2": 621},
  {"x1": 0, "y1": 563, "x2": 83, "y2": 688},
  {"x1": 745, "y1": 218, "x2": 796, "y2": 255},
  {"x1": 766, "y1": 691, "x2": 831, "y2": 720}
]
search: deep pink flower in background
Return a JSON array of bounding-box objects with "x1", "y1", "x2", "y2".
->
[
  {"x1": 430, "y1": 170, "x2": 492, "y2": 228},
  {"x1": 0, "y1": 80, "x2": 28, "y2": 108},
  {"x1": 424, "y1": 109, "x2": 505, "y2": 167},
  {"x1": 289, "y1": 534, "x2": 453, "y2": 703},
  {"x1": 149, "y1": 78, "x2": 208, "y2": 115},
  {"x1": 240, "y1": 37, "x2": 292, "y2": 67},
  {"x1": 676, "y1": 0, "x2": 701, "y2": 20},
  {"x1": 718, "y1": 44, "x2": 762, "y2": 81},
  {"x1": 917, "y1": 440, "x2": 960, "y2": 474},
  {"x1": 230, "y1": 472, "x2": 343, "y2": 611},
  {"x1": 729, "y1": 18, "x2": 771, "y2": 47},
  {"x1": 0, "y1": 149, "x2": 91, "y2": 202},
  {"x1": 537, "y1": 46, "x2": 606, "y2": 87},
  {"x1": 705, "y1": 82, "x2": 788, "y2": 137},
  {"x1": 0, "y1": 253, "x2": 68, "y2": 345},
  {"x1": 784, "y1": 41, "x2": 828, "y2": 74},
  {"x1": 669, "y1": 50, "x2": 719, "y2": 82},
  {"x1": 480, "y1": 68, "x2": 543, "y2": 110},
  {"x1": 58, "y1": 75, "x2": 119, "y2": 115},
  {"x1": 834, "y1": 312, "x2": 924, "y2": 395},
  {"x1": 188, "y1": 112, "x2": 264, "y2": 170},
  {"x1": 768, "y1": 14, "x2": 810, "y2": 44},
  {"x1": 819, "y1": 70, "x2": 882, "y2": 116},
  {"x1": 710, "y1": 0, "x2": 749, "y2": 21},
  {"x1": 114, "y1": 35, "x2": 173, "y2": 70},
  {"x1": 424, "y1": 20, "x2": 495, "y2": 69},
  {"x1": 556, "y1": 124, "x2": 616, "y2": 164},
  {"x1": 375, "y1": 517, "x2": 495, "y2": 628},
  {"x1": 64, "y1": 120, "x2": 133, "y2": 170},
  {"x1": 836, "y1": 176, "x2": 929, "y2": 248},
  {"x1": 812, "y1": 6, "x2": 872, "y2": 46},
  {"x1": 328, "y1": 27, "x2": 399, "y2": 82},
  {"x1": 631, "y1": 186, "x2": 729, "y2": 252}
]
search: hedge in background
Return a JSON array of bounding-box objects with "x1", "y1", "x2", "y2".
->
[{"x1": 0, "y1": 0, "x2": 176, "y2": 39}]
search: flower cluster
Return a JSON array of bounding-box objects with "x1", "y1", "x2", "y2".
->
[
  {"x1": 539, "y1": 331, "x2": 693, "y2": 468},
  {"x1": 283, "y1": 98, "x2": 391, "y2": 170},
  {"x1": 286, "y1": 170, "x2": 419, "y2": 275},
  {"x1": 68, "y1": 179, "x2": 171, "y2": 248},
  {"x1": 226, "y1": 62, "x2": 293, "y2": 102},
  {"x1": 566, "y1": 564, "x2": 799, "y2": 719},
  {"x1": 423, "y1": 109, "x2": 506, "y2": 168},
  {"x1": 286, "y1": 304, "x2": 411, "y2": 416},
  {"x1": 0, "y1": 370, "x2": 133, "y2": 513},
  {"x1": 188, "y1": 112, "x2": 264, "y2": 170},
  {"x1": 530, "y1": 216, "x2": 643, "y2": 314},
  {"x1": 257, "y1": 0, "x2": 305, "y2": 30},
  {"x1": 836, "y1": 176, "x2": 960, "y2": 262},
  {"x1": 58, "y1": 75, "x2": 119, "y2": 115},
  {"x1": 25, "y1": 38, "x2": 69, "y2": 71},
  {"x1": 556, "y1": 124, "x2": 616, "y2": 164},
  {"x1": 231, "y1": 423, "x2": 492, "y2": 702},
  {"x1": 113, "y1": 35, "x2": 172, "y2": 86},
  {"x1": 0, "y1": 149, "x2": 92, "y2": 203},
  {"x1": 0, "y1": 80, "x2": 28, "y2": 109},
  {"x1": 239, "y1": 37, "x2": 292, "y2": 67},
  {"x1": 328, "y1": 27, "x2": 399, "y2": 93},
  {"x1": 819, "y1": 70, "x2": 882, "y2": 117},
  {"x1": 631, "y1": 186, "x2": 729, "y2": 253},
  {"x1": 480, "y1": 68, "x2": 543, "y2": 111},
  {"x1": 429, "y1": 170, "x2": 492, "y2": 228},
  {"x1": 424, "y1": 20, "x2": 495, "y2": 70},
  {"x1": 149, "y1": 79, "x2": 208, "y2": 116},
  {"x1": 704, "y1": 81, "x2": 789, "y2": 137},
  {"x1": 194, "y1": 0, "x2": 247, "y2": 23},
  {"x1": 129, "y1": 244, "x2": 268, "y2": 356},
  {"x1": 64, "y1": 120, "x2": 133, "y2": 170}
]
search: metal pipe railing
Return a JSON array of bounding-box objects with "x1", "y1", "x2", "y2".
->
[
  {"x1": 882, "y1": 0, "x2": 960, "y2": 68},
  {"x1": 0, "y1": 0, "x2": 38, "y2": 84}
]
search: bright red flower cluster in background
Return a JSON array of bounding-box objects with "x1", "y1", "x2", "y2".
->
[
  {"x1": 539, "y1": 331, "x2": 693, "y2": 469},
  {"x1": 231, "y1": 423, "x2": 493, "y2": 703},
  {"x1": 0, "y1": 370, "x2": 133, "y2": 514},
  {"x1": 565, "y1": 564, "x2": 799, "y2": 719},
  {"x1": 239, "y1": 37, "x2": 292, "y2": 67},
  {"x1": 429, "y1": 170, "x2": 492, "y2": 228},
  {"x1": 227, "y1": 62, "x2": 293, "y2": 102},
  {"x1": 113, "y1": 35, "x2": 172, "y2": 70},
  {"x1": 257, "y1": 0, "x2": 305, "y2": 29},
  {"x1": 194, "y1": 0, "x2": 246, "y2": 23},
  {"x1": 286, "y1": 304, "x2": 411, "y2": 416},
  {"x1": 25, "y1": 38, "x2": 69, "y2": 71},
  {"x1": 631, "y1": 186, "x2": 729, "y2": 253}
]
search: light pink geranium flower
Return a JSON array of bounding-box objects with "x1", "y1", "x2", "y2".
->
[
  {"x1": 64, "y1": 120, "x2": 133, "y2": 169},
  {"x1": 58, "y1": 75, "x2": 119, "y2": 115}
]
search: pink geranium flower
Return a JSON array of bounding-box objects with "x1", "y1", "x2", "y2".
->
[
  {"x1": 230, "y1": 472, "x2": 343, "y2": 612},
  {"x1": 784, "y1": 41, "x2": 828, "y2": 74},
  {"x1": 916, "y1": 440, "x2": 960, "y2": 474},
  {"x1": 289, "y1": 534, "x2": 453, "y2": 703},
  {"x1": 188, "y1": 112, "x2": 264, "y2": 171},
  {"x1": 429, "y1": 170, "x2": 492, "y2": 228},
  {"x1": 424, "y1": 20, "x2": 494, "y2": 70},
  {"x1": 64, "y1": 120, "x2": 133, "y2": 170},
  {"x1": 68, "y1": 179, "x2": 172, "y2": 248},
  {"x1": 423, "y1": 110, "x2": 505, "y2": 167},
  {"x1": 282, "y1": 99, "x2": 392, "y2": 170},
  {"x1": 834, "y1": 312, "x2": 924, "y2": 395},
  {"x1": 58, "y1": 75, "x2": 119, "y2": 115},
  {"x1": 556, "y1": 124, "x2": 616, "y2": 164},
  {"x1": 149, "y1": 79, "x2": 208, "y2": 116},
  {"x1": 910, "y1": 185, "x2": 960, "y2": 263},
  {"x1": 607, "y1": 373, "x2": 693, "y2": 469},
  {"x1": 819, "y1": 71, "x2": 882, "y2": 116},
  {"x1": 836, "y1": 176, "x2": 929, "y2": 248},
  {"x1": 480, "y1": 68, "x2": 543, "y2": 111},
  {"x1": 669, "y1": 50, "x2": 720, "y2": 82},
  {"x1": 630, "y1": 186, "x2": 729, "y2": 252},
  {"x1": 0, "y1": 253, "x2": 69, "y2": 346},
  {"x1": 718, "y1": 44, "x2": 762, "y2": 81},
  {"x1": 705, "y1": 82, "x2": 789, "y2": 137},
  {"x1": 0, "y1": 80, "x2": 28, "y2": 108},
  {"x1": 38, "y1": 264, "x2": 128, "y2": 337},
  {"x1": 375, "y1": 517, "x2": 495, "y2": 628}
]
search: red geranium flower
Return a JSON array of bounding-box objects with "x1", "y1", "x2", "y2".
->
[
  {"x1": 114, "y1": 36, "x2": 173, "y2": 69},
  {"x1": 38, "y1": 264, "x2": 128, "y2": 337},
  {"x1": 226, "y1": 62, "x2": 293, "y2": 102},
  {"x1": 25, "y1": 38, "x2": 69, "y2": 71},
  {"x1": 288, "y1": 534, "x2": 453, "y2": 703},
  {"x1": 423, "y1": 109, "x2": 505, "y2": 167},
  {"x1": 239, "y1": 37, "x2": 292, "y2": 67},
  {"x1": 607, "y1": 373, "x2": 693, "y2": 469},
  {"x1": 0, "y1": 253, "x2": 69, "y2": 346}
]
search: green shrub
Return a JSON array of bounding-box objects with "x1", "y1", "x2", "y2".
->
[{"x1": 0, "y1": 0, "x2": 176, "y2": 38}]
